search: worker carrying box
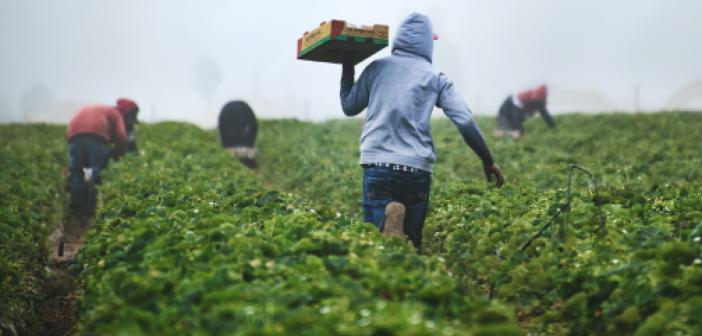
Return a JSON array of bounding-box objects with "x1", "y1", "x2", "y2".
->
[{"x1": 297, "y1": 20, "x2": 389, "y2": 64}]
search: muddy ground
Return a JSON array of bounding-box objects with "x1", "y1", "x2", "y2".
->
[{"x1": 28, "y1": 217, "x2": 92, "y2": 336}]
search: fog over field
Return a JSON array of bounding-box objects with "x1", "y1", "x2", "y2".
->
[{"x1": 1, "y1": 0, "x2": 701, "y2": 126}]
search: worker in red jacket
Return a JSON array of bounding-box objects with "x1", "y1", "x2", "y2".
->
[
  {"x1": 66, "y1": 102, "x2": 130, "y2": 216},
  {"x1": 495, "y1": 85, "x2": 556, "y2": 139}
]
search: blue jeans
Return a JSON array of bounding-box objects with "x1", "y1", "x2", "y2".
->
[
  {"x1": 67, "y1": 134, "x2": 111, "y2": 216},
  {"x1": 362, "y1": 166, "x2": 431, "y2": 249}
]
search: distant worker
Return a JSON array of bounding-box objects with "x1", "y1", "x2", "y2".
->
[
  {"x1": 340, "y1": 12, "x2": 504, "y2": 250},
  {"x1": 116, "y1": 98, "x2": 140, "y2": 153},
  {"x1": 495, "y1": 84, "x2": 556, "y2": 139},
  {"x1": 218, "y1": 100, "x2": 258, "y2": 168},
  {"x1": 66, "y1": 102, "x2": 129, "y2": 216}
]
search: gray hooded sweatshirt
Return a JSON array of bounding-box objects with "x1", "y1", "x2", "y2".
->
[{"x1": 340, "y1": 12, "x2": 493, "y2": 172}]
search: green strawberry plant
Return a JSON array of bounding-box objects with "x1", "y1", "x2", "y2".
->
[
  {"x1": 74, "y1": 122, "x2": 519, "y2": 335},
  {"x1": 3, "y1": 112, "x2": 700, "y2": 335},
  {"x1": 0, "y1": 124, "x2": 67, "y2": 335},
  {"x1": 256, "y1": 112, "x2": 702, "y2": 335}
]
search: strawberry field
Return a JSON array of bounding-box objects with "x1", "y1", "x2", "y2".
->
[
  {"x1": 2, "y1": 112, "x2": 702, "y2": 335},
  {"x1": 1, "y1": 125, "x2": 67, "y2": 334}
]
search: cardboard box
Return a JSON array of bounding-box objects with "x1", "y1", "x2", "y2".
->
[{"x1": 297, "y1": 20, "x2": 389, "y2": 64}]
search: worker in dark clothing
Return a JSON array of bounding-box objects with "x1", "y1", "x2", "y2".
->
[
  {"x1": 495, "y1": 85, "x2": 556, "y2": 139},
  {"x1": 66, "y1": 104, "x2": 127, "y2": 216},
  {"x1": 116, "y1": 98, "x2": 139, "y2": 153},
  {"x1": 218, "y1": 100, "x2": 258, "y2": 168}
]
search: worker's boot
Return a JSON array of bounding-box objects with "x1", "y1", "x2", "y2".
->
[{"x1": 383, "y1": 202, "x2": 406, "y2": 237}]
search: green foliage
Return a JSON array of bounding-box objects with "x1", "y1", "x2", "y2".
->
[
  {"x1": 257, "y1": 119, "x2": 363, "y2": 215},
  {"x1": 3, "y1": 112, "x2": 701, "y2": 335},
  {"x1": 256, "y1": 112, "x2": 702, "y2": 335},
  {"x1": 0, "y1": 124, "x2": 67, "y2": 335},
  {"x1": 74, "y1": 122, "x2": 517, "y2": 335}
]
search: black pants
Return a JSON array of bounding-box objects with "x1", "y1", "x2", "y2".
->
[
  {"x1": 497, "y1": 97, "x2": 525, "y2": 132},
  {"x1": 67, "y1": 134, "x2": 110, "y2": 216}
]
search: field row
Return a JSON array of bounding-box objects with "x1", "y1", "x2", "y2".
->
[
  {"x1": 1, "y1": 125, "x2": 67, "y2": 334},
  {"x1": 2, "y1": 113, "x2": 701, "y2": 335},
  {"x1": 256, "y1": 113, "x2": 702, "y2": 335},
  {"x1": 73, "y1": 122, "x2": 518, "y2": 335}
]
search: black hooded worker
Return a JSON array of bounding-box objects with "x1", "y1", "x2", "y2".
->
[
  {"x1": 495, "y1": 85, "x2": 556, "y2": 139},
  {"x1": 218, "y1": 100, "x2": 258, "y2": 168},
  {"x1": 340, "y1": 12, "x2": 504, "y2": 250}
]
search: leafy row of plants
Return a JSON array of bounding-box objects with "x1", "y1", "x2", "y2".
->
[
  {"x1": 3, "y1": 112, "x2": 699, "y2": 335},
  {"x1": 257, "y1": 119, "x2": 363, "y2": 216},
  {"x1": 74, "y1": 122, "x2": 519, "y2": 335},
  {"x1": 256, "y1": 112, "x2": 702, "y2": 335},
  {"x1": 0, "y1": 124, "x2": 67, "y2": 335}
]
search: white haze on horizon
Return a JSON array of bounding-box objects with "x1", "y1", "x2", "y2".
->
[{"x1": 1, "y1": 0, "x2": 701, "y2": 127}]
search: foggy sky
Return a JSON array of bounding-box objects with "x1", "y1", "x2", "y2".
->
[{"x1": 1, "y1": 0, "x2": 701, "y2": 127}]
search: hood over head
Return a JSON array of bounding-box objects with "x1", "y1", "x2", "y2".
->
[
  {"x1": 115, "y1": 98, "x2": 139, "y2": 125},
  {"x1": 392, "y1": 12, "x2": 434, "y2": 62},
  {"x1": 115, "y1": 98, "x2": 139, "y2": 115},
  {"x1": 517, "y1": 85, "x2": 548, "y2": 105}
]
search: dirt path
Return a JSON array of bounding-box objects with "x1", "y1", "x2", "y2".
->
[{"x1": 28, "y1": 217, "x2": 92, "y2": 335}]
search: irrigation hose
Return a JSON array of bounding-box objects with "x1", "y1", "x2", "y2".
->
[{"x1": 487, "y1": 163, "x2": 607, "y2": 300}]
